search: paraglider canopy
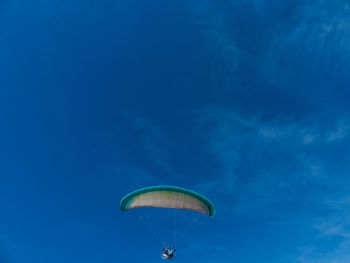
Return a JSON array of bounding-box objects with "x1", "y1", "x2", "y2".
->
[{"x1": 120, "y1": 185, "x2": 216, "y2": 217}]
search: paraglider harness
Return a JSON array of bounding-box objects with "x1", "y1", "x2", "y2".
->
[{"x1": 161, "y1": 245, "x2": 176, "y2": 259}]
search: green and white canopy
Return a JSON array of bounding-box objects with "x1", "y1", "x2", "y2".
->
[{"x1": 120, "y1": 185, "x2": 216, "y2": 217}]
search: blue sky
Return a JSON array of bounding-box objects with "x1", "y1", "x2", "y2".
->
[{"x1": 1, "y1": 0, "x2": 350, "y2": 262}]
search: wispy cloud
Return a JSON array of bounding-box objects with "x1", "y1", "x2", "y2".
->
[
  {"x1": 315, "y1": 195, "x2": 350, "y2": 239},
  {"x1": 327, "y1": 118, "x2": 350, "y2": 142},
  {"x1": 296, "y1": 193, "x2": 350, "y2": 263},
  {"x1": 196, "y1": 108, "x2": 350, "y2": 217},
  {"x1": 128, "y1": 115, "x2": 180, "y2": 181}
]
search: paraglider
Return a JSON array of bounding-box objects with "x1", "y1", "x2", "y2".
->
[
  {"x1": 161, "y1": 245, "x2": 176, "y2": 260},
  {"x1": 120, "y1": 185, "x2": 215, "y2": 260}
]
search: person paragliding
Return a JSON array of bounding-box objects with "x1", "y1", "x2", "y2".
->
[
  {"x1": 161, "y1": 245, "x2": 176, "y2": 259},
  {"x1": 120, "y1": 185, "x2": 215, "y2": 259}
]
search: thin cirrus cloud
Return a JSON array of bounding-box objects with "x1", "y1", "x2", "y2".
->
[
  {"x1": 196, "y1": 107, "x2": 350, "y2": 262},
  {"x1": 327, "y1": 119, "x2": 350, "y2": 142}
]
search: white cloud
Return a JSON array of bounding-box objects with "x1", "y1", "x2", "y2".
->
[
  {"x1": 327, "y1": 119, "x2": 350, "y2": 142},
  {"x1": 295, "y1": 193, "x2": 350, "y2": 263},
  {"x1": 302, "y1": 134, "x2": 315, "y2": 145},
  {"x1": 195, "y1": 108, "x2": 350, "y2": 218}
]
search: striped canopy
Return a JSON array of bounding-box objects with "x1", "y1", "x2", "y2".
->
[{"x1": 120, "y1": 185, "x2": 216, "y2": 217}]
